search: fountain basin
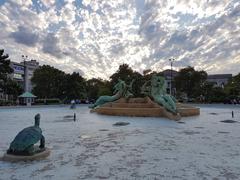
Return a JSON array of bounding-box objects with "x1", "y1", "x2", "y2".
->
[{"x1": 91, "y1": 98, "x2": 200, "y2": 120}]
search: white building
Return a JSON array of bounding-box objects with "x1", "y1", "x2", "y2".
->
[
  {"x1": 10, "y1": 60, "x2": 39, "y2": 93},
  {"x1": 21, "y1": 60, "x2": 39, "y2": 92},
  {"x1": 161, "y1": 69, "x2": 179, "y2": 95},
  {"x1": 10, "y1": 62, "x2": 25, "y2": 90},
  {"x1": 207, "y1": 74, "x2": 232, "y2": 88}
]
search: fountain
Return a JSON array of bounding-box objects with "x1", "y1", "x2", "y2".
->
[{"x1": 90, "y1": 75, "x2": 199, "y2": 120}]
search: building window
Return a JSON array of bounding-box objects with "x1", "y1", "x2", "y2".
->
[{"x1": 13, "y1": 73, "x2": 23, "y2": 80}]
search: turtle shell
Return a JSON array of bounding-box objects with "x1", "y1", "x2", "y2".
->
[{"x1": 9, "y1": 126, "x2": 42, "y2": 151}]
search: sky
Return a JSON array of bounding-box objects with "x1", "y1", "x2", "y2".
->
[{"x1": 0, "y1": 0, "x2": 239, "y2": 79}]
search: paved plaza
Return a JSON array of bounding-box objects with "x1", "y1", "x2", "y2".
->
[{"x1": 0, "y1": 105, "x2": 240, "y2": 179}]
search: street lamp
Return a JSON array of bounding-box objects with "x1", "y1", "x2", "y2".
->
[
  {"x1": 21, "y1": 55, "x2": 28, "y2": 92},
  {"x1": 22, "y1": 55, "x2": 28, "y2": 62},
  {"x1": 169, "y1": 58, "x2": 175, "y2": 96}
]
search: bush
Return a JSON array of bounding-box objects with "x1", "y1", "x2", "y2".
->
[
  {"x1": 208, "y1": 96, "x2": 225, "y2": 103},
  {"x1": 0, "y1": 100, "x2": 15, "y2": 106},
  {"x1": 35, "y1": 98, "x2": 62, "y2": 105}
]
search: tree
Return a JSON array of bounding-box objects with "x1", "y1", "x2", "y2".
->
[
  {"x1": 199, "y1": 82, "x2": 227, "y2": 103},
  {"x1": 174, "y1": 66, "x2": 207, "y2": 98},
  {"x1": 0, "y1": 49, "x2": 13, "y2": 89},
  {"x1": 225, "y1": 73, "x2": 240, "y2": 96},
  {"x1": 3, "y1": 78, "x2": 23, "y2": 100},
  {"x1": 86, "y1": 78, "x2": 111, "y2": 100},
  {"x1": 143, "y1": 69, "x2": 151, "y2": 76},
  {"x1": 0, "y1": 49, "x2": 23, "y2": 101},
  {"x1": 98, "y1": 84, "x2": 111, "y2": 97},
  {"x1": 31, "y1": 65, "x2": 66, "y2": 99},
  {"x1": 32, "y1": 66, "x2": 88, "y2": 101},
  {"x1": 210, "y1": 87, "x2": 227, "y2": 102},
  {"x1": 63, "y1": 72, "x2": 87, "y2": 100},
  {"x1": 110, "y1": 64, "x2": 135, "y2": 84}
]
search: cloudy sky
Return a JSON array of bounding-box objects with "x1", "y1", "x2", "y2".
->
[{"x1": 0, "y1": 0, "x2": 239, "y2": 79}]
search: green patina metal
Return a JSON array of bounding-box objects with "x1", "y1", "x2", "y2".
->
[
  {"x1": 7, "y1": 114, "x2": 45, "y2": 156},
  {"x1": 18, "y1": 92, "x2": 37, "y2": 98},
  {"x1": 90, "y1": 75, "x2": 177, "y2": 115},
  {"x1": 89, "y1": 79, "x2": 134, "y2": 109},
  {"x1": 141, "y1": 75, "x2": 177, "y2": 114}
]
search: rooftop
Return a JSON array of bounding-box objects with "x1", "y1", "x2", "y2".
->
[
  {"x1": 207, "y1": 74, "x2": 232, "y2": 79},
  {"x1": 18, "y1": 92, "x2": 37, "y2": 98}
]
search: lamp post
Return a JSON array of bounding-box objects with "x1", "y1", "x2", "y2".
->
[
  {"x1": 169, "y1": 58, "x2": 175, "y2": 96},
  {"x1": 22, "y1": 55, "x2": 28, "y2": 92}
]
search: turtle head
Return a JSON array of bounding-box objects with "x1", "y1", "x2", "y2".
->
[{"x1": 34, "y1": 113, "x2": 40, "y2": 127}]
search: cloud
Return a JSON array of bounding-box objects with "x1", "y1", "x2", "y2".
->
[
  {"x1": 41, "y1": 0, "x2": 55, "y2": 8},
  {"x1": 110, "y1": 44, "x2": 125, "y2": 55},
  {"x1": 0, "y1": 0, "x2": 239, "y2": 79},
  {"x1": 139, "y1": 0, "x2": 240, "y2": 72},
  {"x1": 42, "y1": 33, "x2": 63, "y2": 58},
  {"x1": 9, "y1": 26, "x2": 39, "y2": 46}
]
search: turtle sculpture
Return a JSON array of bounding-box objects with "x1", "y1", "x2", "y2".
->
[{"x1": 7, "y1": 114, "x2": 45, "y2": 156}]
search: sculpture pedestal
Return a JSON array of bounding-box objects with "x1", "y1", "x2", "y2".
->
[
  {"x1": 1, "y1": 148, "x2": 50, "y2": 162},
  {"x1": 92, "y1": 97, "x2": 200, "y2": 120}
]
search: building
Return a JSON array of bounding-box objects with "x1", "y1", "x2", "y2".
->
[
  {"x1": 10, "y1": 62, "x2": 25, "y2": 90},
  {"x1": 18, "y1": 92, "x2": 37, "y2": 106},
  {"x1": 10, "y1": 60, "x2": 39, "y2": 93},
  {"x1": 0, "y1": 59, "x2": 39, "y2": 104},
  {"x1": 207, "y1": 74, "x2": 232, "y2": 88},
  {"x1": 20, "y1": 60, "x2": 39, "y2": 92},
  {"x1": 161, "y1": 69, "x2": 179, "y2": 95}
]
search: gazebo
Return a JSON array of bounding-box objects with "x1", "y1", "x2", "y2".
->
[{"x1": 18, "y1": 92, "x2": 37, "y2": 106}]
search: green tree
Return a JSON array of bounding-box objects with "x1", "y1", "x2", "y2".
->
[
  {"x1": 63, "y1": 72, "x2": 87, "y2": 100},
  {"x1": 3, "y1": 78, "x2": 23, "y2": 100},
  {"x1": 98, "y1": 84, "x2": 111, "y2": 96},
  {"x1": 86, "y1": 78, "x2": 111, "y2": 100},
  {"x1": 32, "y1": 66, "x2": 88, "y2": 101},
  {"x1": 210, "y1": 87, "x2": 227, "y2": 102},
  {"x1": 110, "y1": 64, "x2": 135, "y2": 84},
  {"x1": 0, "y1": 49, "x2": 13, "y2": 89},
  {"x1": 0, "y1": 49, "x2": 23, "y2": 101},
  {"x1": 31, "y1": 65, "x2": 66, "y2": 99},
  {"x1": 225, "y1": 73, "x2": 240, "y2": 96},
  {"x1": 174, "y1": 66, "x2": 207, "y2": 98},
  {"x1": 200, "y1": 82, "x2": 226, "y2": 103}
]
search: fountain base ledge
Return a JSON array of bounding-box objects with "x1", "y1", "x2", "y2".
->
[{"x1": 91, "y1": 97, "x2": 200, "y2": 121}]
